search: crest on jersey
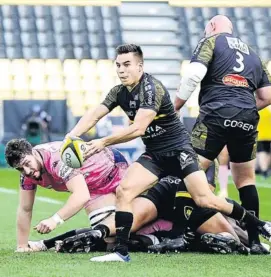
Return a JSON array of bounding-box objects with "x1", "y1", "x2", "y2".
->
[
  {"x1": 129, "y1": 100, "x2": 136, "y2": 108},
  {"x1": 184, "y1": 206, "x2": 193, "y2": 220}
]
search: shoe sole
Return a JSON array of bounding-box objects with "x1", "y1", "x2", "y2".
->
[{"x1": 201, "y1": 233, "x2": 240, "y2": 254}]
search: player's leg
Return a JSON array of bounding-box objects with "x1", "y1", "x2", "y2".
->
[
  {"x1": 183, "y1": 116, "x2": 271, "y2": 241},
  {"x1": 257, "y1": 141, "x2": 271, "y2": 179},
  {"x1": 217, "y1": 146, "x2": 230, "y2": 198},
  {"x1": 90, "y1": 159, "x2": 160, "y2": 262},
  {"x1": 179, "y1": 153, "x2": 271, "y2": 242},
  {"x1": 227, "y1": 109, "x2": 269, "y2": 254}
]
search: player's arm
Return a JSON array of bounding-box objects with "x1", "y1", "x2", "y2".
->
[
  {"x1": 54, "y1": 174, "x2": 90, "y2": 221},
  {"x1": 255, "y1": 86, "x2": 271, "y2": 110},
  {"x1": 175, "y1": 37, "x2": 215, "y2": 111},
  {"x1": 34, "y1": 166, "x2": 90, "y2": 234},
  {"x1": 17, "y1": 187, "x2": 36, "y2": 249},
  {"x1": 175, "y1": 62, "x2": 207, "y2": 111},
  {"x1": 255, "y1": 61, "x2": 271, "y2": 110},
  {"x1": 102, "y1": 108, "x2": 156, "y2": 146}
]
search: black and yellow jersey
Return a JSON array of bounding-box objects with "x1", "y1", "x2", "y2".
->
[
  {"x1": 102, "y1": 72, "x2": 191, "y2": 153},
  {"x1": 191, "y1": 33, "x2": 271, "y2": 114}
]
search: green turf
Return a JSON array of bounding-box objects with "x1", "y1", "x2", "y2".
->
[{"x1": 0, "y1": 169, "x2": 271, "y2": 277}]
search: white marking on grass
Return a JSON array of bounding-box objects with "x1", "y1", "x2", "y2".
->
[
  {"x1": 0, "y1": 187, "x2": 63, "y2": 204},
  {"x1": 0, "y1": 187, "x2": 17, "y2": 194},
  {"x1": 35, "y1": 196, "x2": 63, "y2": 205}
]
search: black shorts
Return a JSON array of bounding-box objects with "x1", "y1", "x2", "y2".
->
[
  {"x1": 136, "y1": 147, "x2": 200, "y2": 179},
  {"x1": 191, "y1": 107, "x2": 259, "y2": 163},
  {"x1": 257, "y1": 141, "x2": 271, "y2": 153},
  {"x1": 140, "y1": 176, "x2": 217, "y2": 231}
]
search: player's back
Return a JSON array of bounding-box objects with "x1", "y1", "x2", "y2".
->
[{"x1": 192, "y1": 33, "x2": 269, "y2": 112}]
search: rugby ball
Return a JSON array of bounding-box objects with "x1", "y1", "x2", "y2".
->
[{"x1": 60, "y1": 137, "x2": 85, "y2": 168}]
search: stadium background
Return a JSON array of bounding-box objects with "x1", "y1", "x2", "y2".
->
[
  {"x1": 0, "y1": 0, "x2": 270, "y2": 166},
  {"x1": 0, "y1": 1, "x2": 271, "y2": 276}
]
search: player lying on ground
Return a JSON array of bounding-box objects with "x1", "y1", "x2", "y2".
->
[
  {"x1": 29, "y1": 163, "x2": 264, "y2": 255},
  {"x1": 64, "y1": 43, "x2": 271, "y2": 262},
  {"x1": 5, "y1": 139, "x2": 128, "y2": 253},
  {"x1": 175, "y1": 15, "x2": 271, "y2": 254}
]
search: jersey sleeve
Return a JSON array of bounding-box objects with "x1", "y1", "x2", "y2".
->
[
  {"x1": 101, "y1": 85, "x2": 121, "y2": 111},
  {"x1": 20, "y1": 174, "x2": 37, "y2": 190},
  {"x1": 53, "y1": 161, "x2": 82, "y2": 184},
  {"x1": 190, "y1": 36, "x2": 216, "y2": 67},
  {"x1": 258, "y1": 60, "x2": 271, "y2": 88},
  {"x1": 139, "y1": 77, "x2": 166, "y2": 112}
]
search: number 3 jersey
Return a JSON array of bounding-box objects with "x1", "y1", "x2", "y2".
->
[
  {"x1": 191, "y1": 33, "x2": 271, "y2": 115},
  {"x1": 20, "y1": 142, "x2": 128, "y2": 195}
]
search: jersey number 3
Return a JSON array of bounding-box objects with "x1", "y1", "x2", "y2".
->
[{"x1": 233, "y1": 51, "x2": 244, "y2": 72}]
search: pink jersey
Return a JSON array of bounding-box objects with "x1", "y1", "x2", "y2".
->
[{"x1": 20, "y1": 142, "x2": 128, "y2": 196}]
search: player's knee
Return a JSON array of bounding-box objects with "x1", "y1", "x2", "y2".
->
[{"x1": 116, "y1": 184, "x2": 133, "y2": 204}]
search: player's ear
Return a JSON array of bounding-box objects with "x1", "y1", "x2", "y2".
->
[
  {"x1": 211, "y1": 21, "x2": 216, "y2": 32},
  {"x1": 138, "y1": 61, "x2": 143, "y2": 72}
]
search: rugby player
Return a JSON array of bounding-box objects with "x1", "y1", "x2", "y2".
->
[
  {"x1": 65, "y1": 43, "x2": 271, "y2": 262},
  {"x1": 5, "y1": 138, "x2": 128, "y2": 253},
  {"x1": 174, "y1": 15, "x2": 271, "y2": 254},
  {"x1": 29, "y1": 162, "x2": 249, "y2": 255}
]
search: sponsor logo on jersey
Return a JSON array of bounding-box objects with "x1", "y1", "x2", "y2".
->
[
  {"x1": 226, "y1": 37, "x2": 250, "y2": 55},
  {"x1": 143, "y1": 125, "x2": 166, "y2": 139},
  {"x1": 59, "y1": 164, "x2": 73, "y2": 179},
  {"x1": 222, "y1": 74, "x2": 249, "y2": 87},
  {"x1": 184, "y1": 206, "x2": 193, "y2": 220}
]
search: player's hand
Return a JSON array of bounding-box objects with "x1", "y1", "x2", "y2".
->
[
  {"x1": 15, "y1": 245, "x2": 33, "y2": 253},
  {"x1": 84, "y1": 139, "x2": 105, "y2": 159},
  {"x1": 34, "y1": 218, "x2": 57, "y2": 234}
]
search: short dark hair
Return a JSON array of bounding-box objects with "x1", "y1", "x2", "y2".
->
[
  {"x1": 116, "y1": 44, "x2": 143, "y2": 62},
  {"x1": 5, "y1": 139, "x2": 33, "y2": 168}
]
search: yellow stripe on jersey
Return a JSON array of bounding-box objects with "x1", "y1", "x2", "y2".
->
[
  {"x1": 175, "y1": 191, "x2": 192, "y2": 198},
  {"x1": 130, "y1": 113, "x2": 167, "y2": 123}
]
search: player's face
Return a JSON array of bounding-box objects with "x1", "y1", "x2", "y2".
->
[
  {"x1": 115, "y1": 53, "x2": 143, "y2": 87},
  {"x1": 16, "y1": 154, "x2": 42, "y2": 180}
]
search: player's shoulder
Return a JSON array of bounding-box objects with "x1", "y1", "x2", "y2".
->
[
  {"x1": 109, "y1": 84, "x2": 125, "y2": 95},
  {"x1": 34, "y1": 142, "x2": 62, "y2": 172},
  {"x1": 141, "y1": 72, "x2": 165, "y2": 89}
]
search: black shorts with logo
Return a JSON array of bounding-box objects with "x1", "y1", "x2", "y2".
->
[
  {"x1": 191, "y1": 106, "x2": 259, "y2": 163},
  {"x1": 140, "y1": 175, "x2": 217, "y2": 231},
  {"x1": 136, "y1": 146, "x2": 200, "y2": 180}
]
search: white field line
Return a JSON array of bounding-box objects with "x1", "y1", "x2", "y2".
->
[{"x1": 0, "y1": 187, "x2": 63, "y2": 204}]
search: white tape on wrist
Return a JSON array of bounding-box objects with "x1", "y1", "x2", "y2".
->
[{"x1": 52, "y1": 213, "x2": 64, "y2": 226}]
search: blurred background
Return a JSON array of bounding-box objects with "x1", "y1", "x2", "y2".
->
[{"x1": 0, "y1": 0, "x2": 270, "y2": 178}]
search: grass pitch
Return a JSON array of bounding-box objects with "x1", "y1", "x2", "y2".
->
[{"x1": 0, "y1": 169, "x2": 270, "y2": 277}]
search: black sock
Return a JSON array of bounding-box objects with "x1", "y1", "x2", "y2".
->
[
  {"x1": 93, "y1": 224, "x2": 110, "y2": 238},
  {"x1": 239, "y1": 185, "x2": 260, "y2": 244},
  {"x1": 43, "y1": 230, "x2": 77, "y2": 249},
  {"x1": 115, "y1": 211, "x2": 133, "y2": 256},
  {"x1": 227, "y1": 199, "x2": 263, "y2": 227}
]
